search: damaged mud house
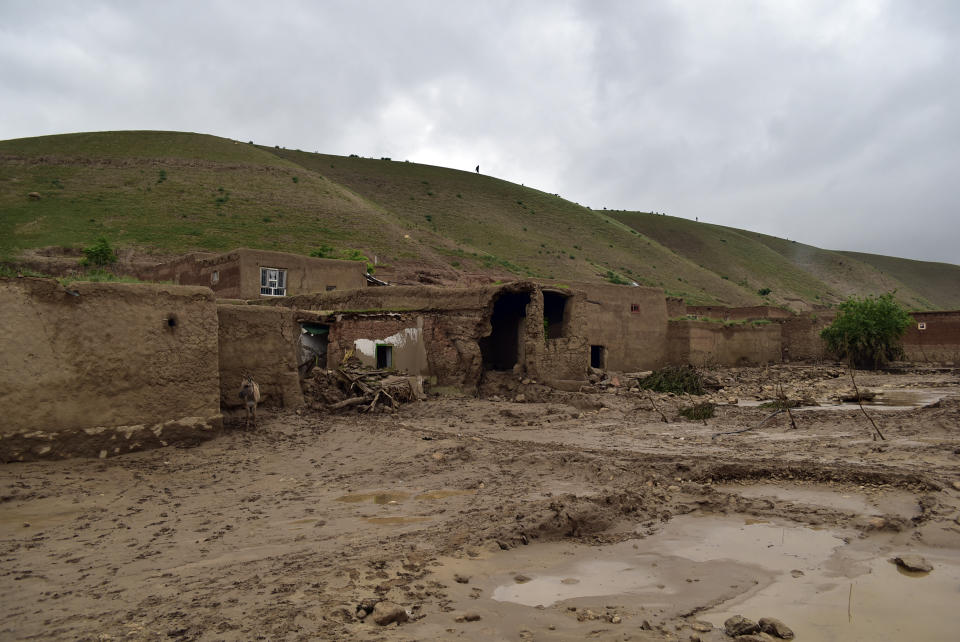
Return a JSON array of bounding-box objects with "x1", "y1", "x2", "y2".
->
[{"x1": 2, "y1": 247, "x2": 959, "y2": 462}]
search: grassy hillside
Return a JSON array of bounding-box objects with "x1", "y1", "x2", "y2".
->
[
  {"x1": 837, "y1": 251, "x2": 960, "y2": 310},
  {"x1": 271, "y1": 148, "x2": 759, "y2": 304},
  {"x1": 1, "y1": 130, "x2": 956, "y2": 309},
  {"x1": 0, "y1": 131, "x2": 447, "y2": 271},
  {"x1": 610, "y1": 211, "x2": 951, "y2": 310}
]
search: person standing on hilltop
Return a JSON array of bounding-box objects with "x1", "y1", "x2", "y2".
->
[{"x1": 475, "y1": 165, "x2": 480, "y2": 173}]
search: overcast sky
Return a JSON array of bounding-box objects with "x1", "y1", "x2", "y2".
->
[{"x1": 2, "y1": 1, "x2": 957, "y2": 263}]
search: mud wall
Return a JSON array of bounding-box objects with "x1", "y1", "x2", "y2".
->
[
  {"x1": 667, "y1": 320, "x2": 782, "y2": 366},
  {"x1": 902, "y1": 311, "x2": 960, "y2": 363},
  {"x1": 665, "y1": 297, "x2": 687, "y2": 318},
  {"x1": 0, "y1": 278, "x2": 221, "y2": 462},
  {"x1": 686, "y1": 305, "x2": 794, "y2": 321},
  {"x1": 780, "y1": 313, "x2": 834, "y2": 362},
  {"x1": 217, "y1": 304, "x2": 304, "y2": 409},
  {"x1": 579, "y1": 283, "x2": 669, "y2": 371}
]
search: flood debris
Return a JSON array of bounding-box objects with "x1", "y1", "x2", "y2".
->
[
  {"x1": 724, "y1": 614, "x2": 760, "y2": 636},
  {"x1": 303, "y1": 364, "x2": 425, "y2": 413}
]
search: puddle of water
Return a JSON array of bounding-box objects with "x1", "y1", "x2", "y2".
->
[
  {"x1": 364, "y1": 516, "x2": 432, "y2": 525},
  {"x1": 457, "y1": 514, "x2": 960, "y2": 641},
  {"x1": 335, "y1": 491, "x2": 410, "y2": 504},
  {"x1": 740, "y1": 388, "x2": 952, "y2": 412},
  {"x1": 705, "y1": 550, "x2": 960, "y2": 642},
  {"x1": 416, "y1": 490, "x2": 477, "y2": 500}
]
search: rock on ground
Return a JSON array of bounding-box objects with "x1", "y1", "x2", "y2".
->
[
  {"x1": 371, "y1": 601, "x2": 409, "y2": 626},
  {"x1": 759, "y1": 617, "x2": 795, "y2": 639},
  {"x1": 724, "y1": 614, "x2": 760, "y2": 636},
  {"x1": 892, "y1": 554, "x2": 933, "y2": 573}
]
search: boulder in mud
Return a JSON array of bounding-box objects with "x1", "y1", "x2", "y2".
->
[
  {"x1": 892, "y1": 554, "x2": 933, "y2": 573},
  {"x1": 724, "y1": 614, "x2": 760, "y2": 636},
  {"x1": 371, "y1": 601, "x2": 409, "y2": 626},
  {"x1": 759, "y1": 617, "x2": 795, "y2": 639}
]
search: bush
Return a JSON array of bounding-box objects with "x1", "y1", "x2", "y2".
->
[
  {"x1": 639, "y1": 365, "x2": 704, "y2": 395},
  {"x1": 679, "y1": 403, "x2": 715, "y2": 420},
  {"x1": 80, "y1": 237, "x2": 117, "y2": 267},
  {"x1": 757, "y1": 287, "x2": 771, "y2": 296},
  {"x1": 820, "y1": 292, "x2": 913, "y2": 369}
]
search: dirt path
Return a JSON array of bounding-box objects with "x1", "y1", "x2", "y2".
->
[{"x1": 2, "y1": 367, "x2": 959, "y2": 640}]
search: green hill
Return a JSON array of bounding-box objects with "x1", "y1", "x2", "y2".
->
[{"x1": 1, "y1": 130, "x2": 957, "y2": 309}]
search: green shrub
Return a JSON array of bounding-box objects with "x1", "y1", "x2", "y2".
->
[
  {"x1": 820, "y1": 292, "x2": 912, "y2": 369},
  {"x1": 80, "y1": 237, "x2": 117, "y2": 267},
  {"x1": 605, "y1": 270, "x2": 629, "y2": 285},
  {"x1": 639, "y1": 365, "x2": 704, "y2": 395},
  {"x1": 679, "y1": 403, "x2": 715, "y2": 420},
  {"x1": 757, "y1": 287, "x2": 771, "y2": 296}
]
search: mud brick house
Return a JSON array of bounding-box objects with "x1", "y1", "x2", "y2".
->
[
  {"x1": 902, "y1": 310, "x2": 960, "y2": 363},
  {"x1": 139, "y1": 248, "x2": 367, "y2": 299}
]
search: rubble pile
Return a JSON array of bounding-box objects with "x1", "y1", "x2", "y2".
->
[{"x1": 302, "y1": 365, "x2": 425, "y2": 413}]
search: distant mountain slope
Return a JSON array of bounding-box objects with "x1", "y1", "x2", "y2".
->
[
  {"x1": 1, "y1": 130, "x2": 956, "y2": 309},
  {"x1": 837, "y1": 251, "x2": 960, "y2": 310},
  {"x1": 612, "y1": 211, "x2": 956, "y2": 310}
]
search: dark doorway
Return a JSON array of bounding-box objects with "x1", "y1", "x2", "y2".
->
[
  {"x1": 590, "y1": 345, "x2": 606, "y2": 369},
  {"x1": 480, "y1": 292, "x2": 531, "y2": 370},
  {"x1": 543, "y1": 291, "x2": 569, "y2": 339},
  {"x1": 376, "y1": 344, "x2": 393, "y2": 369},
  {"x1": 299, "y1": 323, "x2": 329, "y2": 378}
]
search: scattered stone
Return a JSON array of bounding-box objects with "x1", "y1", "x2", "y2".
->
[
  {"x1": 892, "y1": 554, "x2": 933, "y2": 573},
  {"x1": 514, "y1": 394, "x2": 526, "y2": 403},
  {"x1": 867, "y1": 517, "x2": 887, "y2": 530},
  {"x1": 454, "y1": 574, "x2": 470, "y2": 584},
  {"x1": 640, "y1": 620, "x2": 653, "y2": 630},
  {"x1": 371, "y1": 601, "x2": 408, "y2": 626},
  {"x1": 759, "y1": 617, "x2": 795, "y2": 639},
  {"x1": 454, "y1": 613, "x2": 481, "y2": 622},
  {"x1": 952, "y1": 481, "x2": 960, "y2": 491},
  {"x1": 27, "y1": 192, "x2": 41, "y2": 200},
  {"x1": 689, "y1": 620, "x2": 713, "y2": 632},
  {"x1": 514, "y1": 574, "x2": 531, "y2": 583},
  {"x1": 610, "y1": 615, "x2": 622, "y2": 624},
  {"x1": 789, "y1": 569, "x2": 804, "y2": 578},
  {"x1": 724, "y1": 615, "x2": 760, "y2": 637}
]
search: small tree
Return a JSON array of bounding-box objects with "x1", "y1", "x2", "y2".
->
[
  {"x1": 820, "y1": 293, "x2": 913, "y2": 369},
  {"x1": 80, "y1": 237, "x2": 117, "y2": 267}
]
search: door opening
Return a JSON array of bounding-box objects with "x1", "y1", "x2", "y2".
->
[
  {"x1": 590, "y1": 345, "x2": 606, "y2": 369},
  {"x1": 480, "y1": 292, "x2": 531, "y2": 370},
  {"x1": 376, "y1": 344, "x2": 393, "y2": 369}
]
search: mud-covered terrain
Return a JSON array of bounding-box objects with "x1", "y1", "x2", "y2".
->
[{"x1": 2, "y1": 366, "x2": 959, "y2": 641}]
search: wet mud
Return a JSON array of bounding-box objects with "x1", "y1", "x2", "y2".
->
[{"x1": 1, "y1": 366, "x2": 959, "y2": 640}]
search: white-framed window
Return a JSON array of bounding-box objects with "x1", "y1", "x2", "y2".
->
[{"x1": 260, "y1": 267, "x2": 287, "y2": 296}]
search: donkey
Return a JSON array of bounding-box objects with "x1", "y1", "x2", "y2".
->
[{"x1": 239, "y1": 377, "x2": 261, "y2": 429}]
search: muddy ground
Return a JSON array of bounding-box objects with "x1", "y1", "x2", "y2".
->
[{"x1": 2, "y1": 366, "x2": 959, "y2": 641}]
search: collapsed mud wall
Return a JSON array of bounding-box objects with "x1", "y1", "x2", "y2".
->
[
  {"x1": 0, "y1": 278, "x2": 221, "y2": 462},
  {"x1": 217, "y1": 304, "x2": 304, "y2": 409},
  {"x1": 326, "y1": 311, "x2": 485, "y2": 388},
  {"x1": 667, "y1": 320, "x2": 782, "y2": 366},
  {"x1": 902, "y1": 311, "x2": 960, "y2": 363},
  {"x1": 262, "y1": 281, "x2": 591, "y2": 389}
]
